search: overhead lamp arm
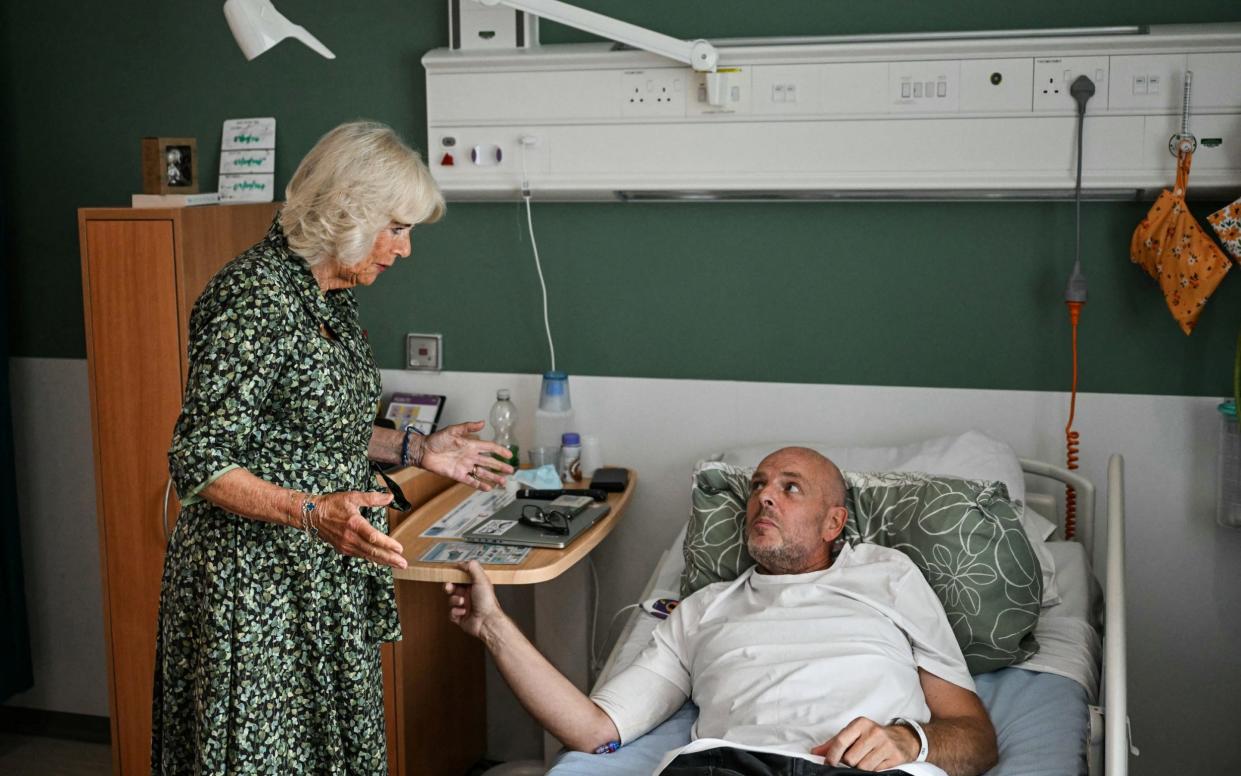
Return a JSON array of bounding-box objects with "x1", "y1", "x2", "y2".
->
[{"x1": 478, "y1": 0, "x2": 718, "y2": 72}]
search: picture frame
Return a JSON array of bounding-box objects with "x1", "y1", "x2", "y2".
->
[{"x1": 141, "y1": 136, "x2": 199, "y2": 194}]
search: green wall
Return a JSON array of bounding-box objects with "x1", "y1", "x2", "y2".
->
[{"x1": 3, "y1": 1, "x2": 1240, "y2": 395}]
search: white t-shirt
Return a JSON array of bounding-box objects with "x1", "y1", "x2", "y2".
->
[{"x1": 591, "y1": 543, "x2": 973, "y2": 763}]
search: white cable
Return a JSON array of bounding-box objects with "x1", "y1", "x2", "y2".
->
[
  {"x1": 594, "y1": 604, "x2": 642, "y2": 677},
  {"x1": 519, "y1": 138, "x2": 556, "y2": 372},
  {"x1": 588, "y1": 555, "x2": 600, "y2": 674}
]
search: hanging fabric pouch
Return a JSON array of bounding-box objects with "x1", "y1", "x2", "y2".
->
[
  {"x1": 1130, "y1": 151, "x2": 1232, "y2": 335},
  {"x1": 1207, "y1": 196, "x2": 1241, "y2": 262}
]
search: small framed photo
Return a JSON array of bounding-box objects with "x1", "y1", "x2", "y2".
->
[{"x1": 141, "y1": 137, "x2": 199, "y2": 194}]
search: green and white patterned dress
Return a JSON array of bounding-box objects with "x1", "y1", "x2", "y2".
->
[{"x1": 154, "y1": 219, "x2": 400, "y2": 775}]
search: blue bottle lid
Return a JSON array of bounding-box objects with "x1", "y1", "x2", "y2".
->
[
  {"x1": 562, "y1": 432, "x2": 581, "y2": 445},
  {"x1": 1221, "y1": 400, "x2": 1237, "y2": 419},
  {"x1": 542, "y1": 370, "x2": 568, "y2": 396}
]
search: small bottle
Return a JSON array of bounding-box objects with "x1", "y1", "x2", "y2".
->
[
  {"x1": 559, "y1": 432, "x2": 582, "y2": 483},
  {"x1": 489, "y1": 389, "x2": 519, "y2": 468}
]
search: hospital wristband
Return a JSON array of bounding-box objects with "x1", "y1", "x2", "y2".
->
[{"x1": 891, "y1": 717, "x2": 929, "y2": 763}]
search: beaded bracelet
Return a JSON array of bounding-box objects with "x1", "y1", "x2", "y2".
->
[{"x1": 400, "y1": 426, "x2": 425, "y2": 468}]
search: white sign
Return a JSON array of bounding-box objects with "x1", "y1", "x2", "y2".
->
[{"x1": 219, "y1": 117, "x2": 276, "y2": 202}]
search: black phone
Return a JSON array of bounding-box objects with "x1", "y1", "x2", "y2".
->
[{"x1": 590, "y1": 467, "x2": 629, "y2": 493}]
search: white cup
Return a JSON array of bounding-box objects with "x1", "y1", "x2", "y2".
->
[{"x1": 580, "y1": 435, "x2": 602, "y2": 478}]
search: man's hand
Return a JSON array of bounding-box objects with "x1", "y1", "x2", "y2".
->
[
  {"x1": 811, "y1": 717, "x2": 920, "y2": 772},
  {"x1": 444, "y1": 560, "x2": 505, "y2": 641}
]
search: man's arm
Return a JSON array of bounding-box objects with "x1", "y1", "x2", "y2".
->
[
  {"x1": 445, "y1": 561, "x2": 620, "y2": 752},
  {"x1": 913, "y1": 669, "x2": 998, "y2": 776},
  {"x1": 811, "y1": 669, "x2": 997, "y2": 776}
]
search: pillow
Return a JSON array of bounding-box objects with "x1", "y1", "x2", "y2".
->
[
  {"x1": 715, "y1": 431, "x2": 1060, "y2": 603},
  {"x1": 682, "y1": 461, "x2": 1042, "y2": 674}
]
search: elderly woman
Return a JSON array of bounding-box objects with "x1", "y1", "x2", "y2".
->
[{"x1": 153, "y1": 121, "x2": 512, "y2": 774}]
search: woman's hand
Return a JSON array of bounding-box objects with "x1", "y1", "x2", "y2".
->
[
  {"x1": 312, "y1": 490, "x2": 408, "y2": 569},
  {"x1": 420, "y1": 420, "x2": 515, "y2": 490}
]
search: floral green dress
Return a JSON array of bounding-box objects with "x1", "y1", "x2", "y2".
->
[{"x1": 154, "y1": 219, "x2": 400, "y2": 776}]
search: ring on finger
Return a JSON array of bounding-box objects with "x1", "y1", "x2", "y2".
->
[{"x1": 471, "y1": 464, "x2": 481, "y2": 480}]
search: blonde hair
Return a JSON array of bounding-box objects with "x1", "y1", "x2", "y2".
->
[{"x1": 280, "y1": 121, "x2": 445, "y2": 267}]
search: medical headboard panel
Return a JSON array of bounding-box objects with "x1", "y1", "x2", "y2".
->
[{"x1": 423, "y1": 23, "x2": 1241, "y2": 200}]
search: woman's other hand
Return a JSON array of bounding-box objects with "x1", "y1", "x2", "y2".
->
[
  {"x1": 421, "y1": 420, "x2": 515, "y2": 490},
  {"x1": 313, "y1": 491, "x2": 408, "y2": 569}
]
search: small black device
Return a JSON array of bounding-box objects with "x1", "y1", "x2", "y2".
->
[
  {"x1": 517, "y1": 488, "x2": 607, "y2": 502},
  {"x1": 590, "y1": 467, "x2": 629, "y2": 493}
]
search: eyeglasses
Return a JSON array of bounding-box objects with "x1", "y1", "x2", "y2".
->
[
  {"x1": 370, "y1": 462, "x2": 412, "y2": 512},
  {"x1": 520, "y1": 504, "x2": 572, "y2": 536}
]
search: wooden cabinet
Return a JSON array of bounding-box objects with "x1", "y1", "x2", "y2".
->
[{"x1": 78, "y1": 204, "x2": 279, "y2": 775}]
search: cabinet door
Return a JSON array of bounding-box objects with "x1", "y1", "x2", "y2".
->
[{"x1": 83, "y1": 218, "x2": 184, "y2": 775}]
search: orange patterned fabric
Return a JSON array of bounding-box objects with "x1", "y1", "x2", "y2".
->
[
  {"x1": 1207, "y1": 196, "x2": 1241, "y2": 262},
  {"x1": 1130, "y1": 151, "x2": 1232, "y2": 335}
]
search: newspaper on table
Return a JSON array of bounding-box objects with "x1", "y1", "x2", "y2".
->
[
  {"x1": 420, "y1": 487, "x2": 515, "y2": 539},
  {"x1": 420, "y1": 542, "x2": 529, "y2": 565}
]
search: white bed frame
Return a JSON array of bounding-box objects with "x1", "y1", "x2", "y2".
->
[
  {"x1": 597, "y1": 454, "x2": 1133, "y2": 776},
  {"x1": 1020, "y1": 455, "x2": 1131, "y2": 776}
]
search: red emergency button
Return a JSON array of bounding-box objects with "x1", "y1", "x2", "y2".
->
[{"x1": 440, "y1": 153, "x2": 455, "y2": 166}]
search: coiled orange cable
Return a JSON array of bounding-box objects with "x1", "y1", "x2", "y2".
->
[{"x1": 1064, "y1": 301, "x2": 1083, "y2": 540}]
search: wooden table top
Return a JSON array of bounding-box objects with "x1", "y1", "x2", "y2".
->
[{"x1": 390, "y1": 468, "x2": 636, "y2": 585}]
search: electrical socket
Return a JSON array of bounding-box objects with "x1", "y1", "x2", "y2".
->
[
  {"x1": 1033, "y1": 56, "x2": 1109, "y2": 111},
  {"x1": 620, "y1": 71, "x2": 685, "y2": 117}
]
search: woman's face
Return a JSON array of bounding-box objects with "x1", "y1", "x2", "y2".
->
[{"x1": 349, "y1": 222, "x2": 412, "y2": 286}]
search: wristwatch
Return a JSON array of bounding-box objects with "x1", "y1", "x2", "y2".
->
[{"x1": 890, "y1": 717, "x2": 929, "y2": 763}]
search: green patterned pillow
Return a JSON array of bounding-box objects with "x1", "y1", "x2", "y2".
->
[
  {"x1": 682, "y1": 463, "x2": 755, "y2": 597},
  {"x1": 682, "y1": 462, "x2": 1043, "y2": 674}
]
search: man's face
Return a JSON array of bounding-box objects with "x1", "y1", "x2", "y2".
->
[{"x1": 745, "y1": 448, "x2": 845, "y2": 574}]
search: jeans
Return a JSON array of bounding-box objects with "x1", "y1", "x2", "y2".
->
[{"x1": 661, "y1": 746, "x2": 914, "y2": 776}]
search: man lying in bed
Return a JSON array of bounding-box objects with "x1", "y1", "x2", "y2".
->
[{"x1": 444, "y1": 447, "x2": 998, "y2": 776}]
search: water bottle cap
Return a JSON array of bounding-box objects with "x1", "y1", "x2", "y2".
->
[
  {"x1": 562, "y1": 433, "x2": 580, "y2": 445},
  {"x1": 496, "y1": 389, "x2": 510, "y2": 401},
  {"x1": 1220, "y1": 400, "x2": 1237, "y2": 419}
]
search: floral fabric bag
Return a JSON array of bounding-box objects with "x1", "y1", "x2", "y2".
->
[
  {"x1": 1130, "y1": 151, "x2": 1232, "y2": 335},
  {"x1": 1207, "y1": 196, "x2": 1241, "y2": 262}
]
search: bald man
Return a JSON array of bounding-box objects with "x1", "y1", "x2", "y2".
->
[{"x1": 445, "y1": 448, "x2": 998, "y2": 776}]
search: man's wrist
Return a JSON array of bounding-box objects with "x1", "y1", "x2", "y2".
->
[
  {"x1": 479, "y1": 611, "x2": 514, "y2": 651},
  {"x1": 890, "y1": 718, "x2": 929, "y2": 763}
]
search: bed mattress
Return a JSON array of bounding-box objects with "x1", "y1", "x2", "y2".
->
[{"x1": 550, "y1": 538, "x2": 1099, "y2": 776}]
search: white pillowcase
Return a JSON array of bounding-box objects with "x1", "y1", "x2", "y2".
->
[{"x1": 713, "y1": 430, "x2": 1060, "y2": 606}]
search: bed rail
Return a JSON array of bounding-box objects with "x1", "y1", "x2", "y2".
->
[
  {"x1": 1018, "y1": 455, "x2": 1130, "y2": 776},
  {"x1": 1018, "y1": 457, "x2": 1097, "y2": 554},
  {"x1": 1103, "y1": 454, "x2": 1130, "y2": 776}
]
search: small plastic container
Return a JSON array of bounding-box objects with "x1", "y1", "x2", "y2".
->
[
  {"x1": 559, "y1": 432, "x2": 582, "y2": 483},
  {"x1": 1219, "y1": 401, "x2": 1241, "y2": 528}
]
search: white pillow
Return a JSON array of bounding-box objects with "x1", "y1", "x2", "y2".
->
[{"x1": 713, "y1": 430, "x2": 1060, "y2": 606}]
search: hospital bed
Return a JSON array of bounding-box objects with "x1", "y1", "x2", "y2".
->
[{"x1": 549, "y1": 434, "x2": 1130, "y2": 776}]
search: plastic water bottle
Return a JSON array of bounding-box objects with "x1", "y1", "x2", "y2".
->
[
  {"x1": 489, "y1": 389, "x2": 519, "y2": 467},
  {"x1": 532, "y1": 371, "x2": 574, "y2": 466},
  {"x1": 560, "y1": 433, "x2": 582, "y2": 483}
]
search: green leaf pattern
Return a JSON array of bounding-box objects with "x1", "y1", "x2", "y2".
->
[{"x1": 154, "y1": 219, "x2": 397, "y2": 775}]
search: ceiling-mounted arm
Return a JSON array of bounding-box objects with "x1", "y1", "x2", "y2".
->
[{"x1": 478, "y1": 0, "x2": 718, "y2": 72}]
